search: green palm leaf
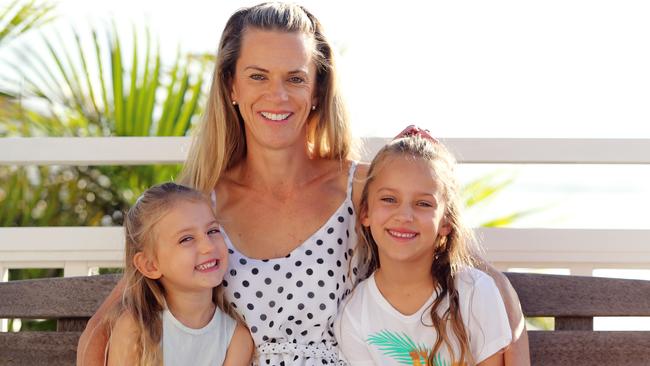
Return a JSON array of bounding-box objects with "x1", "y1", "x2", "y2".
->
[
  {"x1": 462, "y1": 170, "x2": 547, "y2": 227},
  {"x1": 0, "y1": 0, "x2": 55, "y2": 46},
  {"x1": 1, "y1": 20, "x2": 211, "y2": 227},
  {"x1": 367, "y1": 330, "x2": 429, "y2": 364},
  {"x1": 463, "y1": 171, "x2": 514, "y2": 208}
]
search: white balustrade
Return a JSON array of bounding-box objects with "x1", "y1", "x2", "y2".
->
[{"x1": 2, "y1": 137, "x2": 650, "y2": 279}]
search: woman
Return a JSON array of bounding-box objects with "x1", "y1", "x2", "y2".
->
[{"x1": 78, "y1": 2, "x2": 529, "y2": 365}]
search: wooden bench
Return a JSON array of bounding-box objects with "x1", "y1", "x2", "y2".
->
[{"x1": 1, "y1": 273, "x2": 649, "y2": 365}]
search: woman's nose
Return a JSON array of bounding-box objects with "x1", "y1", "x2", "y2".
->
[{"x1": 265, "y1": 79, "x2": 289, "y2": 101}]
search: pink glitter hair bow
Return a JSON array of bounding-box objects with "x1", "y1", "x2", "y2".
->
[{"x1": 393, "y1": 125, "x2": 439, "y2": 144}]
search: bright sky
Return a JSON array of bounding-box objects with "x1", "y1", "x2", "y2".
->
[
  {"x1": 10, "y1": 0, "x2": 650, "y2": 230},
  {"x1": 54, "y1": 0, "x2": 650, "y2": 138}
]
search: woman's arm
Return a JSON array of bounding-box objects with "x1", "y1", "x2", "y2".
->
[
  {"x1": 478, "y1": 350, "x2": 505, "y2": 366},
  {"x1": 106, "y1": 312, "x2": 138, "y2": 366},
  {"x1": 222, "y1": 322, "x2": 254, "y2": 366},
  {"x1": 77, "y1": 277, "x2": 125, "y2": 366},
  {"x1": 477, "y1": 259, "x2": 531, "y2": 366}
]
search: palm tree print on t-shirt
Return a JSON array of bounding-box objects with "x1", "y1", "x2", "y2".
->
[{"x1": 366, "y1": 330, "x2": 466, "y2": 366}]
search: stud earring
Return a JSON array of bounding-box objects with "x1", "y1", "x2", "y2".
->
[
  {"x1": 232, "y1": 101, "x2": 237, "y2": 106},
  {"x1": 311, "y1": 105, "x2": 316, "y2": 111}
]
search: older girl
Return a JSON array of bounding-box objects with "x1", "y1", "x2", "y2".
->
[{"x1": 335, "y1": 134, "x2": 511, "y2": 365}]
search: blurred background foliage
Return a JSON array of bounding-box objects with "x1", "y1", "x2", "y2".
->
[
  {"x1": 0, "y1": 0, "x2": 211, "y2": 228},
  {"x1": 0, "y1": 0, "x2": 544, "y2": 331}
]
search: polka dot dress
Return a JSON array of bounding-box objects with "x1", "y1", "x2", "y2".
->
[{"x1": 220, "y1": 162, "x2": 359, "y2": 365}]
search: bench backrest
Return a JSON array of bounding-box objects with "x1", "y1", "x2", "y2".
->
[{"x1": 1, "y1": 273, "x2": 649, "y2": 365}]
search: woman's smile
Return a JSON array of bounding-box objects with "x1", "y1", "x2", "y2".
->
[{"x1": 259, "y1": 111, "x2": 293, "y2": 122}]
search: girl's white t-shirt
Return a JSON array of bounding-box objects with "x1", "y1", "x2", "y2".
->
[
  {"x1": 162, "y1": 306, "x2": 236, "y2": 366},
  {"x1": 334, "y1": 268, "x2": 512, "y2": 366}
]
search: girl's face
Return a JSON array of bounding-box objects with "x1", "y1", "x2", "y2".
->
[
  {"x1": 230, "y1": 28, "x2": 318, "y2": 152},
  {"x1": 361, "y1": 155, "x2": 451, "y2": 269},
  {"x1": 150, "y1": 200, "x2": 228, "y2": 293}
]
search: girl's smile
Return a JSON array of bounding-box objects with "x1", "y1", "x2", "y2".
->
[
  {"x1": 153, "y1": 200, "x2": 229, "y2": 292},
  {"x1": 362, "y1": 155, "x2": 451, "y2": 267},
  {"x1": 386, "y1": 228, "x2": 419, "y2": 240},
  {"x1": 194, "y1": 259, "x2": 221, "y2": 272}
]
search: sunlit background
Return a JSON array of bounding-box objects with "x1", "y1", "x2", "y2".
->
[
  {"x1": 2, "y1": 0, "x2": 649, "y2": 331},
  {"x1": 22, "y1": 0, "x2": 647, "y2": 231}
]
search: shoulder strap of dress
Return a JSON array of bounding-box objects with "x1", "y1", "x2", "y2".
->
[
  {"x1": 346, "y1": 161, "x2": 358, "y2": 200},
  {"x1": 210, "y1": 189, "x2": 217, "y2": 211}
]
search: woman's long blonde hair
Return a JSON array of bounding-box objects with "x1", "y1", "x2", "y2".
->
[
  {"x1": 106, "y1": 182, "x2": 235, "y2": 365},
  {"x1": 356, "y1": 136, "x2": 477, "y2": 365},
  {"x1": 181, "y1": 2, "x2": 352, "y2": 193}
]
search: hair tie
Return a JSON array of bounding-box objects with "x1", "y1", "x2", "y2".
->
[{"x1": 394, "y1": 124, "x2": 439, "y2": 144}]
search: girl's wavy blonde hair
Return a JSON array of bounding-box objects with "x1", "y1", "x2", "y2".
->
[
  {"x1": 181, "y1": 2, "x2": 353, "y2": 193},
  {"x1": 105, "y1": 182, "x2": 236, "y2": 365},
  {"x1": 356, "y1": 136, "x2": 478, "y2": 365}
]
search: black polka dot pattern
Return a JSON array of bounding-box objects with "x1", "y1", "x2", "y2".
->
[{"x1": 219, "y1": 163, "x2": 360, "y2": 365}]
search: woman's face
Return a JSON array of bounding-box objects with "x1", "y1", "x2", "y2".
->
[{"x1": 230, "y1": 28, "x2": 318, "y2": 152}]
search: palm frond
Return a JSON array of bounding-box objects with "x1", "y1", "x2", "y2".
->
[
  {"x1": 463, "y1": 171, "x2": 515, "y2": 208},
  {"x1": 0, "y1": 21, "x2": 211, "y2": 227},
  {"x1": 480, "y1": 206, "x2": 548, "y2": 227},
  {"x1": 0, "y1": 0, "x2": 55, "y2": 46},
  {"x1": 367, "y1": 330, "x2": 427, "y2": 364},
  {"x1": 124, "y1": 26, "x2": 139, "y2": 136},
  {"x1": 110, "y1": 24, "x2": 125, "y2": 135}
]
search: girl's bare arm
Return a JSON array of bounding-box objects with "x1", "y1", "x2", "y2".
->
[{"x1": 77, "y1": 277, "x2": 125, "y2": 366}]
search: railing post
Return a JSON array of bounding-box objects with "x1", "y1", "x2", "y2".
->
[
  {"x1": 63, "y1": 262, "x2": 89, "y2": 277},
  {"x1": 569, "y1": 265, "x2": 594, "y2": 276},
  {"x1": 0, "y1": 263, "x2": 6, "y2": 332}
]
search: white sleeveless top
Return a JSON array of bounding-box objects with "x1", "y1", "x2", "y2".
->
[
  {"x1": 219, "y1": 162, "x2": 360, "y2": 365},
  {"x1": 162, "y1": 307, "x2": 236, "y2": 366}
]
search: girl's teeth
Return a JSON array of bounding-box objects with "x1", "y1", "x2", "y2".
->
[
  {"x1": 261, "y1": 112, "x2": 290, "y2": 121},
  {"x1": 196, "y1": 260, "x2": 217, "y2": 270},
  {"x1": 389, "y1": 230, "x2": 416, "y2": 238}
]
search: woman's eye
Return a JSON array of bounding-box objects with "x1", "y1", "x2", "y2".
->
[
  {"x1": 250, "y1": 74, "x2": 265, "y2": 81},
  {"x1": 207, "y1": 228, "x2": 221, "y2": 235},
  {"x1": 288, "y1": 76, "x2": 305, "y2": 84}
]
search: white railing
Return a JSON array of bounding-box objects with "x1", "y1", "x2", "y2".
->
[{"x1": 2, "y1": 137, "x2": 650, "y2": 278}]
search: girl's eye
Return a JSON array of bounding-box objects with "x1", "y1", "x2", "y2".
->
[
  {"x1": 179, "y1": 236, "x2": 193, "y2": 245},
  {"x1": 207, "y1": 228, "x2": 221, "y2": 235},
  {"x1": 417, "y1": 201, "x2": 433, "y2": 208},
  {"x1": 288, "y1": 76, "x2": 305, "y2": 84},
  {"x1": 250, "y1": 74, "x2": 266, "y2": 81},
  {"x1": 380, "y1": 196, "x2": 396, "y2": 203}
]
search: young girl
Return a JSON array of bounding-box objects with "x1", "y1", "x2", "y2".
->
[
  {"x1": 106, "y1": 182, "x2": 253, "y2": 365},
  {"x1": 335, "y1": 134, "x2": 512, "y2": 366}
]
